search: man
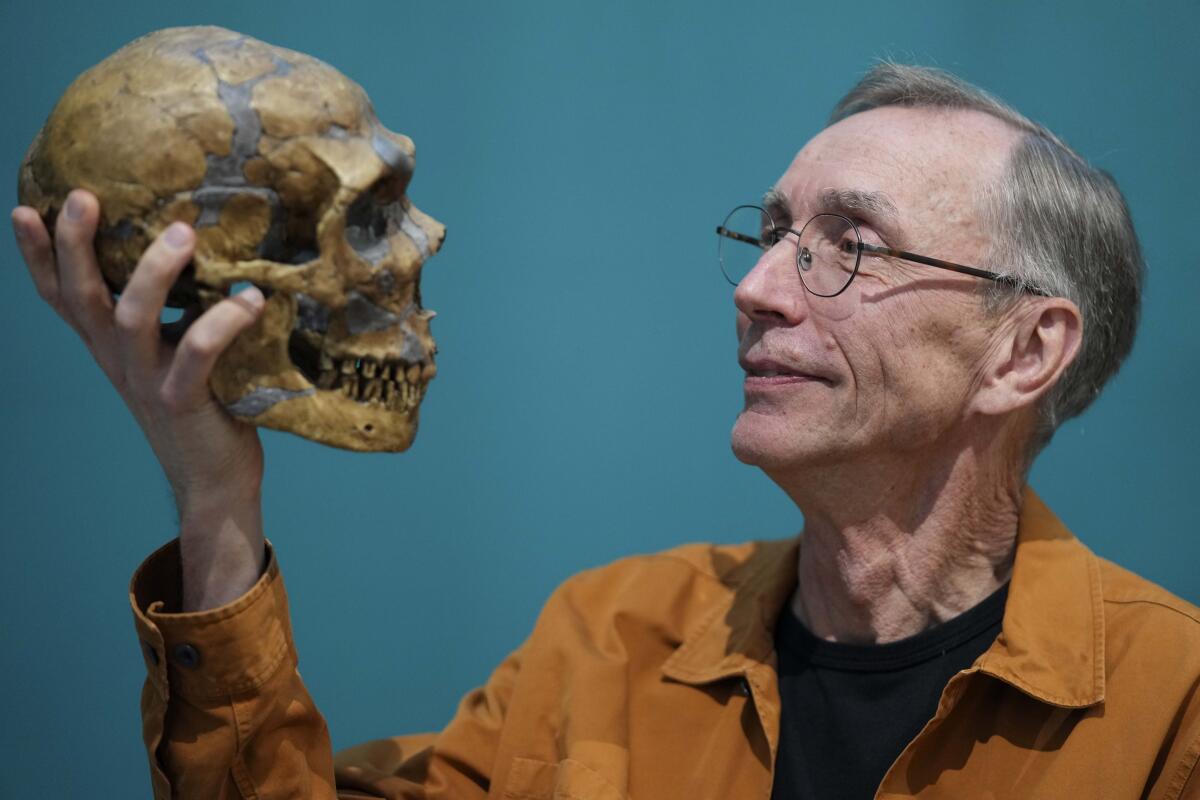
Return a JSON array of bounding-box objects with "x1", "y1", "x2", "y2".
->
[{"x1": 11, "y1": 62, "x2": 1200, "y2": 799}]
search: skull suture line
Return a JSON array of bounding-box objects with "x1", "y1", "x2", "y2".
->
[{"x1": 18, "y1": 26, "x2": 446, "y2": 451}]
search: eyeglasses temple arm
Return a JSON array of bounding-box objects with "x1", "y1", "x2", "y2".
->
[
  {"x1": 715, "y1": 226, "x2": 762, "y2": 247},
  {"x1": 859, "y1": 243, "x2": 1051, "y2": 297}
]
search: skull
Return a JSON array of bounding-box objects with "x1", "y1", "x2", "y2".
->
[{"x1": 18, "y1": 26, "x2": 446, "y2": 451}]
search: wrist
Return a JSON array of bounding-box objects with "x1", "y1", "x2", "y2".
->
[{"x1": 178, "y1": 496, "x2": 266, "y2": 612}]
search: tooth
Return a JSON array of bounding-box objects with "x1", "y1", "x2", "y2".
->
[
  {"x1": 406, "y1": 364, "x2": 420, "y2": 383},
  {"x1": 317, "y1": 370, "x2": 338, "y2": 390},
  {"x1": 362, "y1": 360, "x2": 377, "y2": 378},
  {"x1": 386, "y1": 388, "x2": 402, "y2": 410},
  {"x1": 363, "y1": 378, "x2": 382, "y2": 402},
  {"x1": 341, "y1": 376, "x2": 358, "y2": 398},
  {"x1": 380, "y1": 364, "x2": 393, "y2": 380},
  {"x1": 421, "y1": 362, "x2": 437, "y2": 380},
  {"x1": 319, "y1": 352, "x2": 333, "y2": 371},
  {"x1": 340, "y1": 359, "x2": 355, "y2": 375}
]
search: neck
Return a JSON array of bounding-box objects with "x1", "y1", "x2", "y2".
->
[{"x1": 775, "y1": 431, "x2": 1024, "y2": 645}]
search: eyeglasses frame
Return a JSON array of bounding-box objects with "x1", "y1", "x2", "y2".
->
[{"x1": 716, "y1": 204, "x2": 1051, "y2": 298}]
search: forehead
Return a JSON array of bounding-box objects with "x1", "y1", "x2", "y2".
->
[{"x1": 775, "y1": 106, "x2": 1019, "y2": 227}]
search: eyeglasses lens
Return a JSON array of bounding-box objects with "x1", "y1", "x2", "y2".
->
[
  {"x1": 797, "y1": 213, "x2": 860, "y2": 297},
  {"x1": 717, "y1": 206, "x2": 860, "y2": 296},
  {"x1": 717, "y1": 205, "x2": 784, "y2": 286}
]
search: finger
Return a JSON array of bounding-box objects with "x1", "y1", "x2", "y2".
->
[
  {"x1": 53, "y1": 190, "x2": 115, "y2": 348},
  {"x1": 114, "y1": 221, "x2": 195, "y2": 368},
  {"x1": 11, "y1": 206, "x2": 61, "y2": 311},
  {"x1": 160, "y1": 305, "x2": 203, "y2": 346},
  {"x1": 159, "y1": 287, "x2": 265, "y2": 414}
]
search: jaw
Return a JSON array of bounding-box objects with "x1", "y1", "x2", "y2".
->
[
  {"x1": 210, "y1": 289, "x2": 435, "y2": 452},
  {"x1": 250, "y1": 387, "x2": 421, "y2": 451}
]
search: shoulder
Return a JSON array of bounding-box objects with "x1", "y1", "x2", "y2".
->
[
  {"x1": 1097, "y1": 557, "x2": 1200, "y2": 659},
  {"x1": 1098, "y1": 556, "x2": 1200, "y2": 632},
  {"x1": 558, "y1": 536, "x2": 794, "y2": 596},
  {"x1": 1093, "y1": 558, "x2": 1200, "y2": 791},
  {"x1": 528, "y1": 537, "x2": 796, "y2": 640}
]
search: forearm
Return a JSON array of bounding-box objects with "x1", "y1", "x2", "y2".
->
[{"x1": 179, "y1": 488, "x2": 266, "y2": 612}]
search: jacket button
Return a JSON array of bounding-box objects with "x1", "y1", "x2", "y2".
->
[
  {"x1": 171, "y1": 643, "x2": 201, "y2": 669},
  {"x1": 141, "y1": 640, "x2": 160, "y2": 667}
]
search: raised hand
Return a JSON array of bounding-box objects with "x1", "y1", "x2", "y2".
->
[{"x1": 12, "y1": 189, "x2": 270, "y2": 609}]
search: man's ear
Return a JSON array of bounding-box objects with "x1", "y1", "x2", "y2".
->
[{"x1": 971, "y1": 298, "x2": 1083, "y2": 417}]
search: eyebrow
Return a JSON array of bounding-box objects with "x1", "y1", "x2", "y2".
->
[
  {"x1": 818, "y1": 187, "x2": 898, "y2": 221},
  {"x1": 762, "y1": 186, "x2": 903, "y2": 243}
]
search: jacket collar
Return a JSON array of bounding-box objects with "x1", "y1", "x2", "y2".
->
[{"x1": 662, "y1": 486, "x2": 1105, "y2": 708}]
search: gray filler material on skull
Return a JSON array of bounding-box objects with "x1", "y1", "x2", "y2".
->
[
  {"x1": 226, "y1": 386, "x2": 316, "y2": 416},
  {"x1": 344, "y1": 292, "x2": 409, "y2": 334},
  {"x1": 191, "y1": 44, "x2": 291, "y2": 260}
]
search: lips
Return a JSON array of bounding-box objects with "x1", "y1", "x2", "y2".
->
[{"x1": 739, "y1": 355, "x2": 832, "y2": 384}]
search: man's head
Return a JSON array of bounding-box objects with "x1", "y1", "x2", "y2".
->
[{"x1": 730, "y1": 63, "x2": 1143, "y2": 482}]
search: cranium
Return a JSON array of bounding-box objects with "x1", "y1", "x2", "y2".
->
[{"x1": 18, "y1": 26, "x2": 446, "y2": 451}]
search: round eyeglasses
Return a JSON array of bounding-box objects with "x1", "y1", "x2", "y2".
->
[{"x1": 716, "y1": 204, "x2": 1050, "y2": 298}]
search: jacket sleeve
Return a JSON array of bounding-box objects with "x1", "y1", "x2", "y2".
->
[
  {"x1": 130, "y1": 538, "x2": 524, "y2": 800},
  {"x1": 131, "y1": 538, "x2": 338, "y2": 799}
]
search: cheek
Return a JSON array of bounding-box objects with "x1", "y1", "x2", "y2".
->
[{"x1": 847, "y1": 299, "x2": 978, "y2": 427}]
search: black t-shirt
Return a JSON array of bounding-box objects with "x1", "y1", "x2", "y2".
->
[{"x1": 769, "y1": 582, "x2": 1009, "y2": 800}]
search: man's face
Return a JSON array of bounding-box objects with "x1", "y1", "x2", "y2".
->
[{"x1": 730, "y1": 106, "x2": 1021, "y2": 473}]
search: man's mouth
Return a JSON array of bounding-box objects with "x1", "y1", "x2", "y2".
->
[
  {"x1": 744, "y1": 371, "x2": 830, "y2": 385},
  {"x1": 747, "y1": 369, "x2": 805, "y2": 378},
  {"x1": 740, "y1": 357, "x2": 833, "y2": 384}
]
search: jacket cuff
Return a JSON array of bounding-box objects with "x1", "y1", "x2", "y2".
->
[{"x1": 129, "y1": 538, "x2": 296, "y2": 703}]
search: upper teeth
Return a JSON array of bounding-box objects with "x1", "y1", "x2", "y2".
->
[
  {"x1": 315, "y1": 356, "x2": 434, "y2": 410},
  {"x1": 756, "y1": 370, "x2": 785, "y2": 377}
]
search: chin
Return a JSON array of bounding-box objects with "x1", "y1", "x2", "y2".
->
[{"x1": 731, "y1": 411, "x2": 816, "y2": 470}]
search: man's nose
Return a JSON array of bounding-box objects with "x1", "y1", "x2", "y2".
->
[{"x1": 733, "y1": 240, "x2": 810, "y2": 326}]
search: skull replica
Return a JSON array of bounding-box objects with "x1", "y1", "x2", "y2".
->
[{"x1": 18, "y1": 26, "x2": 446, "y2": 451}]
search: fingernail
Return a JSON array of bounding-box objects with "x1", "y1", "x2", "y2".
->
[
  {"x1": 164, "y1": 222, "x2": 191, "y2": 248},
  {"x1": 240, "y1": 286, "x2": 264, "y2": 308},
  {"x1": 64, "y1": 194, "x2": 83, "y2": 221}
]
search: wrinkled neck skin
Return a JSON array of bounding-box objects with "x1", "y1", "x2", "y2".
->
[{"x1": 775, "y1": 422, "x2": 1026, "y2": 645}]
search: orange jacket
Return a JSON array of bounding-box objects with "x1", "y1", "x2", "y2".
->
[{"x1": 130, "y1": 489, "x2": 1200, "y2": 799}]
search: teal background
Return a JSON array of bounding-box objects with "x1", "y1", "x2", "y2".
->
[{"x1": 1, "y1": 0, "x2": 1197, "y2": 795}]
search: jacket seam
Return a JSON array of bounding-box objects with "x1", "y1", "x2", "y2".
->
[
  {"x1": 147, "y1": 565, "x2": 281, "y2": 629},
  {"x1": 1165, "y1": 725, "x2": 1200, "y2": 799},
  {"x1": 1087, "y1": 550, "x2": 1106, "y2": 704},
  {"x1": 229, "y1": 695, "x2": 260, "y2": 800},
  {"x1": 1103, "y1": 597, "x2": 1200, "y2": 627},
  {"x1": 561, "y1": 757, "x2": 627, "y2": 799}
]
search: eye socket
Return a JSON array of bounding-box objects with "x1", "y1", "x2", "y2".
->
[{"x1": 345, "y1": 179, "x2": 407, "y2": 264}]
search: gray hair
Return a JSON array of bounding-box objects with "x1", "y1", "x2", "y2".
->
[{"x1": 830, "y1": 62, "x2": 1144, "y2": 453}]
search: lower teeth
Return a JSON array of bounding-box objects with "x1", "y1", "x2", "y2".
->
[{"x1": 315, "y1": 370, "x2": 424, "y2": 409}]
